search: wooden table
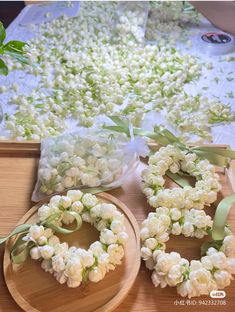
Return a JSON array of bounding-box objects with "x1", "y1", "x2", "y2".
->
[{"x1": 0, "y1": 141, "x2": 235, "y2": 312}]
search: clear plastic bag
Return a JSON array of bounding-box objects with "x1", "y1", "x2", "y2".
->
[
  {"x1": 113, "y1": 1, "x2": 149, "y2": 44},
  {"x1": 32, "y1": 127, "x2": 148, "y2": 202}
]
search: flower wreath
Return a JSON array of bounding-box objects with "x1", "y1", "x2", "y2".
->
[
  {"x1": 20, "y1": 190, "x2": 128, "y2": 288},
  {"x1": 141, "y1": 145, "x2": 221, "y2": 210},
  {"x1": 141, "y1": 145, "x2": 235, "y2": 297}
]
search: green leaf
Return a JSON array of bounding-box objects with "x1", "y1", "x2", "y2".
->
[
  {"x1": 0, "y1": 21, "x2": 6, "y2": 44},
  {"x1": 0, "y1": 58, "x2": 8, "y2": 75},
  {"x1": 3, "y1": 50, "x2": 28, "y2": 64},
  {"x1": 4, "y1": 40, "x2": 27, "y2": 54}
]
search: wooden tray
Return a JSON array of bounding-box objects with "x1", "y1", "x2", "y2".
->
[
  {"x1": 3, "y1": 192, "x2": 140, "y2": 312},
  {"x1": 0, "y1": 141, "x2": 235, "y2": 312}
]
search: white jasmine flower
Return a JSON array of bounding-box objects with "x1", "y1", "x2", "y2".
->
[
  {"x1": 90, "y1": 204, "x2": 101, "y2": 219},
  {"x1": 41, "y1": 259, "x2": 53, "y2": 274},
  {"x1": 201, "y1": 256, "x2": 213, "y2": 270},
  {"x1": 52, "y1": 255, "x2": 65, "y2": 272},
  {"x1": 48, "y1": 235, "x2": 60, "y2": 246},
  {"x1": 30, "y1": 247, "x2": 41, "y2": 260},
  {"x1": 166, "y1": 264, "x2": 184, "y2": 286},
  {"x1": 140, "y1": 227, "x2": 150, "y2": 241},
  {"x1": 75, "y1": 249, "x2": 95, "y2": 268},
  {"x1": 144, "y1": 238, "x2": 158, "y2": 250},
  {"x1": 38, "y1": 205, "x2": 52, "y2": 221},
  {"x1": 100, "y1": 204, "x2": 117, "y2": 219},
  {"x1": 181, "y1": 222, "x2": 194, "y2": 237},
  {"x1": 40, "y1": 245, "x2": 54, "y2": 259},
  {"x1": 206, "y1": 247, "x2": 218, "y2": 256},
  {"x1": 177, "y1": 280, "x2": 197, "y2": 298},
  {"x1": 152, "y1": 271, "x2": 167, "y2": 288},
  {"x1": 210, "y1": 252, "x2": 227, "y2": 270},
  {"x1": 82, "y1": 193, "x2": 98, "y2": 208},
  {"x1": 88, "y1": 266, "x2": 105, "y2": 283},
  {"x1": 54, "y1": 271, "x2": 67, "y2": 284},
  {"x1": 71, "y1": 201, "x2": 84, "y2": 213},
  {"x1": 141, "y1": 247, "x2": 152, "y2": 261},
  {"x1": 221, "y1": 235, "x2": 235, "y2": 257},
  {"x1": 67, "y1": 277, "x2": 82, "y2": 288},
  {"x1": 43, "y1": 228, "x2": 54, "y2": 238},
  {"x1": 59, "y1": 196, "x2": 72, "y2": 209},
  {"x1": 65, "y1": 258, "x2": 83, "y2": 278},
  {"x1": 82, "y1": 212, "x2": 93, "y2": 223},
  {"x1": 37, "y1": 236, "x2": 47, "y2": 246},
  {"x1": 96, "y1": 219, "x2": 108, "y2": 231},
  {"x1": 100, "y1": 229, "x2": 117, "y2": 245},
  {"x1": 171, "y1": 208, "x2": 181, "y2": 221},
  {"x1": 226, "y1": 258, "x2": 235, "y2": 274},
  {"x1": 152, "y1": 250, "x2": 164, "y2": 262},
  {"x1": 171, "y1": 221, "x2": 181, "y2": 235},
  {"x1": 54, "y1": 242, "x2": 69, "y2": 257},
  {"x1": 155, "y1": 253, "x2": 176, "y2": 273},
  {"x1": 110, "y1": 220, "x2": 125, "y2": 234},
  {"x1": 189, "y1": 268, "x2": 212, "y2": 295},
  {"x1": 67, "y1": 190, "x2": 83, "y2": 202},
  {"x1": 214, "y1": 270, "x2": 231, "y2": 289},
  {"x1": 28, "y1": 225, "x2": 45, "y2": 241},
  {"x1": 117, "y1": 232, "x2": 128, "y2": 244},
  {"x1": 107, "y1": 244, "x2": 124, "y2": 265},
  {"x1": 89, "y1": 241, "x2": 105, "y2": 257}
]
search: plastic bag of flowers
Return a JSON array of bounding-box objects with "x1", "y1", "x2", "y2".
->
[
  {"x1": 113, "y1": 1, "x2": 149, "y2": 44},
  {"x1": 32, "y1": 127, "x2": 149, "y2": 202}
]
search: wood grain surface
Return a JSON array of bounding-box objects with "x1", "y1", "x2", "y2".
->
[{"x1": 0, "y1": 141, "x2": 235, "y2": 312}]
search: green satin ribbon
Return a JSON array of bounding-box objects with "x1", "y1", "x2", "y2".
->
[
  {"x1": 43, "y1": 211, "x2": 82, "y2": 234},
  {"x1": 11, "y1": 235, "x2": 35, "y2": 264},
  {"x1": 104, "y1": 116, "x2": 235, "y2": 168},
  {"x1": 105, "y1": 116, "x2": 235, "y2": 245},
  {"x1": 212, "y1": 193, "x2": 235, "y2": 240},
  {"x1": 166, "y1": 171, "x2": 192, "y2": 188},
  {"x1": 1, "y1": 185, "x2": 118, "y2": 264},
  {"x1": 201, "y1": 193, "x2": 235, "y2": 254},
  {"x1": 0, "y1": 224, "x2": 31, "y2": 244}
]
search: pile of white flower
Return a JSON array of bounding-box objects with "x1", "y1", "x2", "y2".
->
[
  {"x1": 3, "y1": 1, "x2": 233, "y2": 142},
  {"x1": 32, "y1": 131, "x2": 137, "y2": 201},
  {"x1": 114, "y1": 1, "x2": 148, "y2": 44},
  {"x1": 142, "y1": 145, "x2": 221, "y2": 210},
  {"x1": 140, "y1": 206, "x2": 235, "y2": 298},
  {"x1": 146, "y1": 1, "x2": 200, "y2": 43},
  {"x1": 23, "y1": 190, "x2": 128, "y2": 287}
]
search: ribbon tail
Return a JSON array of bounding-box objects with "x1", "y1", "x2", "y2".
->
[
  {"x1": 212, "y1": 193, "x2": 235, "y2": 240},
  {"x1": 166, "y1": 171, "x2": 192, "y2": 188},
  {"x1": 0, "y1": 224, "x2": 31, "y2": 245}
]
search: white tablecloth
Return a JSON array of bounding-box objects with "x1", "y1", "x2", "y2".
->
[{"x1": 0, "y1": 1, "x2": 235, "y2": 147}]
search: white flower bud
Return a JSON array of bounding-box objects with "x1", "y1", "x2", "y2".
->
[
  {"x1": 30, "y1": 247, "x2": 41, "y2": 260},
  {"x1": 40, "y1": 245, "x2": 54, "y2": 259}
]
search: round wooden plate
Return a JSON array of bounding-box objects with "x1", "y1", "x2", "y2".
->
[{"x1": 4, "y1": 192, "x2": 140, "y2": 312}]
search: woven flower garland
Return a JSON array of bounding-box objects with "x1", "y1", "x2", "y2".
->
[
  {"x1": 141, "y1": 145, "x2": 221, "y2": 210},
  {"x1": 141, "y1": 145, "x2": 235, "y2": 297},
  {"x1": 140, "y1": 207, "x2": 235, "y2": 297},
  {"x1": 21, "y1": 190, "x2": 128, "y2": 288}
]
